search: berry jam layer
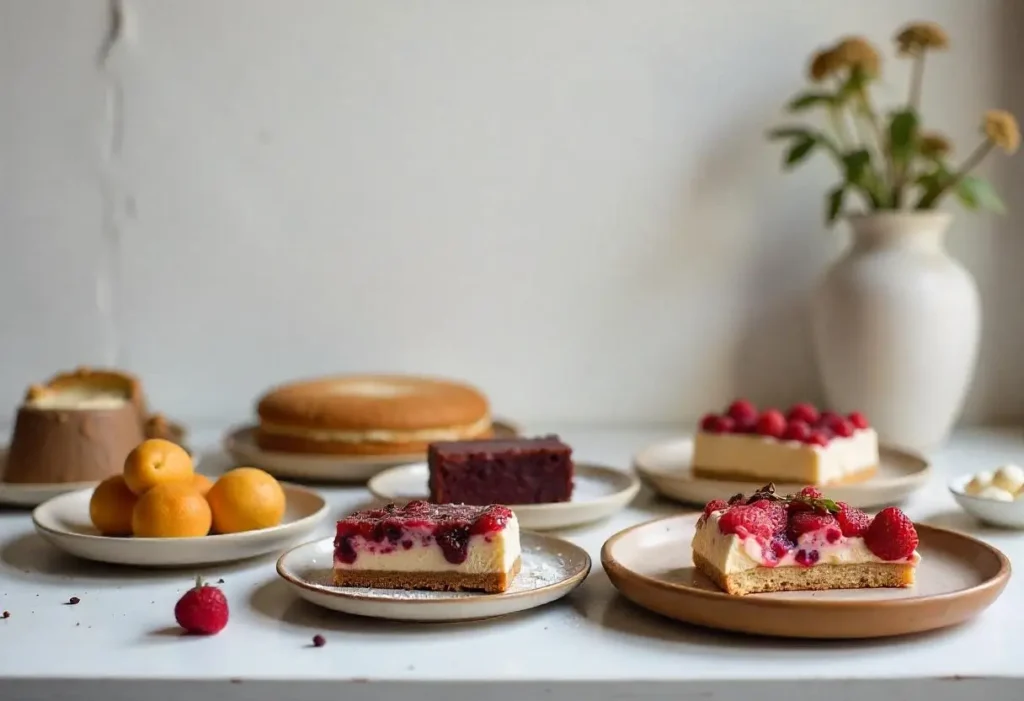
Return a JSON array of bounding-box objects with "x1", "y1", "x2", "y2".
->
[
  {"x1": 333, "y1": 501, "x2": 520, "y2": 574},
  {"x1": 693, "y1": 400, "x2": 878, "y2": 485}
]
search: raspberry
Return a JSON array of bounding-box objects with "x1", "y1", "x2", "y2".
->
[
  {"x1": 864, "y1": 507, "x2": 919, "y2": 561},
  {"x1": 312, "y1": 634, "x2": 326, "y2": 647},
  {"x1": 787, "y1": 402, "x2": 819, "y2": 425},
  {"x1": 787, "y1": 511, "x2": 839, "y2": 542},
  {"x1": 701, "y1": 415, "x2": 735, "y2": 434},
  {"x1": 798, "y1": 486, "x2": 823, "y2": 499},
  {"x1": 748, "y1": 499, "x2": 787, "y2": 533},
  {"x1": 782, "y1": 420, "x2": 811, "y2": 442},
  {"x1": 726, "y1": 399, "x2": 758, "y2": 425},
  {"x1": 819, "y1": 410, "x2": 842, "y2": 427},
  {"x1": 174, "y1": 576, "x2": 229, "y2": 635},
  {"x1": 755, "y1": 409, "x2": 786, "y2": 438},
  {"x1": 702, "y1": 499, "x2": 728, "y2": 520},
  {"x1": 807, "y1": 430, "x2": 830, "y2": 446},
  {"x1": 848, "y1": 411, "x2": 870, "y2": 430},
  {"x1": 831, "y1": 419, "x2": 855, "y2": 438},
  {"x1": 717, "y1": 505, "x2": 774, "y2": 540},
  {"x1": 699, "y1": 413, "x2": 719, "y2": 431},
  {"x1": 769, "y1": 534, "x2": 795, "y2": 559},
  {"x1": 836, "y1": 502, "x2": 871, "y2": 537}
]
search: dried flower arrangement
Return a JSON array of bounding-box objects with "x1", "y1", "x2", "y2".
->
[{"x1": 768, "y1": 21, "x2": 1020, "y2": 224}]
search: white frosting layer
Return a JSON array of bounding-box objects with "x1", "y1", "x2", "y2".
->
[
  {"x1": 334, "y1": 516, "x2": 520, "y2": 573},
  {"x1": 692, "y1": 428, "x2": 878, "y2": 484},
  {"x1": 26, "y1": 388, "x2": 128, "y2": 411},
  {"x1": 261, "y1": 414, "x2": 491, "y2": 444},
  {"x1": 693, "y1": 510, "x2": 920, "y2": 574}
]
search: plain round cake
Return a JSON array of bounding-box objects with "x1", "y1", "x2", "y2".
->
[{"x1": 255, "y1": 374, "x2": 493, "y2": 455}]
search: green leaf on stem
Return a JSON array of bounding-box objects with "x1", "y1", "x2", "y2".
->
[
  {"x1": 767, "y1": 126, "x2": 812, "y2": 141},
  {"x1": 786, "y1": 92, "x2": 835, "y2": 112},
  {"x1": 842, "y1": 149, "x2": 871, "y2": 185},
  {"x1": 784, "y1": 136, "x2": 817, "y2": 168},
  {"x1": 889, "y1": 109, "x2": 919, "y2": 165},
  {"x1": 957, "y1": 176, "x2": 1006, "y2": 214},
  {"x1": 826, "y1": 186, "x2": 846, "y2": 225}
]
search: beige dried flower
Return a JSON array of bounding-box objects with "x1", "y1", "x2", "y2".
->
[
  {"x1": 833, "y1": 36, "x2": 881, "y2": 77},
  {"x1": 984, "y1": 110, "x2": 1021, "y2": 154},
  {"x1": 895, "y1": 22, "x2": 950, "y2": 56},
  {"x1": 808, "y1": 49, "x2": 842, "y2": 82},
  {"x1": 918, "y1": 131, "x2": 952, "y2": 158}
]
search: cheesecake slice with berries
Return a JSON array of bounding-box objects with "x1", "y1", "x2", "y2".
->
[
  {"x1": 692, "y1": 399, "x2": 878, "y2": 486},
  {"x1": 333, "y1": 501, "x2": 521, "y2": 593},
  {"x1": 692, "y1": 485, "x2": 920, "y2": 596}
]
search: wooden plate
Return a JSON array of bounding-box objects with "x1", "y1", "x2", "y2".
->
[
  {"x1": 633, "y1": 437, "x2": 929, "y2": 509},
  {"x1": 222, "y1": 418, "x2": 520, "y2": 483},
  {"x1": 601, "y1": 513, "x2": 1010, "y2": 639}
]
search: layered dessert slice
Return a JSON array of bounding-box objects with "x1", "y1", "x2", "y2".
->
[
  {"x1": 333, "y1": 501, "x2": 521, "y2": 593},
  {"x1": 693, "y1": 399, "x2": 878, "y2": 485},
  {"x1": 693, "y1": 484, "x2": 920, "y2": 596},
  {"x1": 428, "y1": 435, "x2": 574, "y2": 505}
]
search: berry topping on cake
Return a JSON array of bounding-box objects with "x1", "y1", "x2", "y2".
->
[
  {"x1": 782, "y1": 419, "x2": 812, "y2": 442},
  {"x1": 807, "y1": 430, "x2": 830, "y2": 447},
  {"x1": 786, "y1": 402, "x2": 820, "y2": 425},
  {"x1": 702, "y1": 499, "x2": 728, "y2": 519},
  {"x1": 717, "y1": 505, "x2": 776, "y2": 540},
  {"x1": 787, "y1": 511, "x2": 840, "y2": 542},
  {"x1": 726, "y1": 399, "x2": 758, "y2": 425},
  {"x1": 748, "y1": 498, "x2": 788, "y2": 531},
  {"x1": 756, "y1": 409, "x2": 786, "y2": 438},
  {"x1": 798, "y1": 486, "x2": 823, "y2": 499},
  {"x1": 848, "y1": 411, "x2": 870, "y2": 429},
  {"x1": 864, "y1": 507, "x2": 919, "y2": 561},
  {"x1": 701, "y1": 414, "x2": 735, "y2": 434},
  {"x1": 836, "y1": 502, "x2": 872, "y2": 537}
]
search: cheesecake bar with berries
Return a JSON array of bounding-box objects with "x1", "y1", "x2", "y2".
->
[
  {"x1": 333, "y1": 501, "x2": 521, "y2": 593},
  {"x1": 693, "y1": 399, "x2": 878, "y2": 485},
  {"x1": 692, "y1": 485, "x2": 920, "y2": 596}
]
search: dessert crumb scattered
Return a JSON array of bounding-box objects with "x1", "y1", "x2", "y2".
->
[
  {"x1": 312, "y1": 634, "x2": 326, "y2": 647},
  {"x1": 68, "y1": 597, "x2": 80, "y2": 605},
  {"x1": 2, "y1": 611, "x2": 9, "y2": 619},
  {"x1": 217, "y1": 578, "x2": 225, "y2": 584}
]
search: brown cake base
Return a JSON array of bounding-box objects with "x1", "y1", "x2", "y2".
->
[
  {"x1": 256, "y1": 425, "x2": 493, "y2": 456},
  {"x1": 694, "y1": 552, "x2": 915, "y2": 596},
  {"x1": 691, "y1": 465, "x2": 878, "y2": 486},
  {"x1": 333, "y1": 557, "x2": 521, "y2": 593}
]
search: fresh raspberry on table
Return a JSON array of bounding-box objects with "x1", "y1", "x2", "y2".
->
[
  {"x1": 717, "y1": 505, "x2": 775, "y2": 540},
  {"x1": 174, "y1": 576, "x2": 229, "y2": 635},
  {"x1": 787, "y1": 511, "x2": 839, "y2": 542},
  {"x1": 864, "y1": 507, "x2": 919, "y2": 561},
  {"x1": 835, "y1": 502, "x2": 871, "y2": 537}
]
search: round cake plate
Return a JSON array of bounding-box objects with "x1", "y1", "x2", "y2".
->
[
  {"x1": 276, "y1": 532, "x2": 591, "y2": 622},
  {"x1": 602, "y1": 513, "x2": 1010, "y2": 639},
  {"x1": 368, "y1": 462, "x2": 640, "y2": 530},
  {"x1": 31, "y1": 483, "x2": 329, "y2": 567},
  {"x1": 632, "y1": 437, "x2": 930, "y2": 510},
  {"x1": 222, "y1": 418, "x2": 520, "y2": 484}
]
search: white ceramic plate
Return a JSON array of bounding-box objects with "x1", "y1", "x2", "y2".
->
[
  {"x1": 367, "y1": 462, "x2": 640, "y2": 531},
  {"x1": 633, "y1": 437, "x2": 930, "y2": 510},
  {"x1": 949, "y1": 474, "x2": 1024, "y2": 529},
  {"x1": 31, "y1": 483, "x2": 329, "y2": 567},
  {"x1": 276, "y1": 532, "x2": 591, "y2": 622},
  {"x1": 222, "y1": 419, "x2": 520, "y2": 484}
]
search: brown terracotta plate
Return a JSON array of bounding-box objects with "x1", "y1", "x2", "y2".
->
[{"x1": 602, "y1": 513, "x2": 1010, "y2": 639}]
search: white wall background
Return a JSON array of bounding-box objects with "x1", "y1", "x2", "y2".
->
[{"x1": 1, "y1": 0, "x2": 1022, "y2": 428}]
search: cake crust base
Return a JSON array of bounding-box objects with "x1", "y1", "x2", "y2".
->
[
  {"x1": 332, "y1": 556, "x2": 521, "y2": 594},
  {"x1": 691, "y1": 465, "x2": 878, "y2": 486},
  {"x1": 694, "y1": 552, "x2": 915, "y2": 596},
  {"x1": 257, "y1": 425, "x2": 493, "y2": 455}
]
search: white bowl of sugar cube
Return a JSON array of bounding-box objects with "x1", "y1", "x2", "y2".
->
[{"x1": 949, "y1": 464, "x2": 1024, "y2": 529}]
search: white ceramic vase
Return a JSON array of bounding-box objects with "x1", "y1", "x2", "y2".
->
[{"x1": 810, "y1": 212, "x2": 981, "y2": 454}]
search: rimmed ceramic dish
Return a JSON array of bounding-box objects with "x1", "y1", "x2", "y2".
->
[
  {"x1": 367, "y1": 462, "x2": 640, "y2": 531},
  {"x1": 949, "y1": 474, "x2": 1024, "y2": 529},
  {"x1": 633, "y1": 437, "x2": 929, "y2": 509},
  {"x1": 276, "y1": 531, "x2": 591, "y2": 622},
  {"x1": 222, "y1": 419, "x2": 520, "y2": 483},
  {"x1": 602, "y1": 513, "x2": 1010, "y2": 639},
  {"x1": 32, "y1": 483, "x2": 329, "y2": 567}
]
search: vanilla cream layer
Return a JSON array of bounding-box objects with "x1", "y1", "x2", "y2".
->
[
  {"x1": 692, "y1": 429, "x2": 878, "y2": 484},
  {"x1": 334, "y1": 517, "x2": 520, "y2": 573},
  {"x1": 693, "y1": 510, "x2": 920, "y2": 573},
  {"x1": 26, "y1": 389, "x2": 128, "y2": 411},
  {"x1": 261, "y1": 414, "x2": 491, "y2": 444}
]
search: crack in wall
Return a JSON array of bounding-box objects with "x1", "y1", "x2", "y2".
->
[{"x1": 97, "y1": 0, "x2": 127, "y2": 367}]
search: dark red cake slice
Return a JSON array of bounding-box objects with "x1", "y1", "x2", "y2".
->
[{"x1": 427, "y1": 435, "x2": 574, "y2": 505}]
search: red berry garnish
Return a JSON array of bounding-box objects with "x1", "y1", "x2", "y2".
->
[
  {"x1": 702, "y1": 499, "x2": 728, "y2": 520},
  {"x1": 807, "y1": 430, "x2": 830, "y2": 447},
  {"x1": 174, "y1": 576, "x2": 229, "y2": 635},
  {"x1": 748, "y1": 499, "x2": 787, "y2": 532},
  {"x1": 864, "y1": 507, "x2": 919, "y2": 561},
  {"x1": 798, "y1": 486, "x2": 823, "y2": 499},
  {"x1": 786, "y1": 402, "x2": 819, "y2": 425},
  {"x1": 726, "y1": 399, "x2": 758, "y2": 424},
  {"x1": 756, "y1": 409, "x2": 786, "y2": 438},
  {"x1": 836, "y1": 502, "x2": 871, "y2": 537},
  {"x1": 312, "y1": 634, "x2": 326, "y2": 647},
  {"x1": 787, "y1": 511, "x2": 840, "y2": 542},
  {"x1": 831, "y1": 418, "x2": 854, "y2": 438},
  {"x1": 782, "y1": 420, "x2": 811, "y2": 442},
  {"x1": 699, "y1": 413, "x2": 719, "y2": 431},
  {"x1": 717, "y1": 505, "x2": 775, "y2": 540},
  {"x1": 701, "y1": 414, "x2": 735, "y2": 434},
  {"x1": 848, "y1": 411, "x2": 869, "y2": 430},
  {"x1": 819, "y1": 410, "x2": 842, "y2": 427}
]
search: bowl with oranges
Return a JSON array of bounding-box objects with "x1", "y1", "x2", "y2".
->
[{"x1": 31, "y1": 439, "x2": 328, "y2": 567}]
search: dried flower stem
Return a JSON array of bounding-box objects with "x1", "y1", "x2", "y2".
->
[
  {"x1": 916, "y1": 139, "x2": 993, "y2": 208},
  {"x1": 854, "y1": 88, "x2": 893, "y2": 206},
  {"x1": 909, "y1": 54, "x2": 926, "y2": 112}
]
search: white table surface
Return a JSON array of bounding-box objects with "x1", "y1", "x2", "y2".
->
[{"x1": 2, "y1": 424, "x2": 1024, "y2": 701}]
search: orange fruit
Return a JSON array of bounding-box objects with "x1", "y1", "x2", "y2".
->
[
  {"x1": 122, "y1": 439, "x2": 194, "y2": 495},
  {"x1": 89, "y1": 475, "x2": 138, "y2": 536},
  {"x1": 191, "y1": 473, "x2": 214, "y2": 496},
  {"x1": 206, "y1": 467, "x2": 286, "y2": 534},
  {"x1": 131, "y1": 482, "x2": 212, "y2": 538}
]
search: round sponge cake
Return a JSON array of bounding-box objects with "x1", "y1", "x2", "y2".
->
[{"x1": 255, "y1": 375, "x2": 493, "y2": 455}]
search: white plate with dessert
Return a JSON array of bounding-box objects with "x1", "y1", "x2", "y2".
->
[
  {"x1": 368, "y1": 461, "x2": 640, "y2": 531},
  {"x1": 277, "y1": 501, "x2": 592, "y2": 622},
  {"x1": 0, "y1": 451, "x2": 98, "y2": 507},
  {"x1": 224, "y1": 374, "x2": 520, "y2": 482},
  {"x1": 633, "y1": 400, "x2": 930, "y2": 509},
  {"x1": 949, "y1": 464, "x2": 1024, "y2": 528},
  {"x1": 602, "y1": 485, "x2": 1010, "y2": 639},
  {"x1": 32, "y1": 482, "x2": 329, "y2": 567}
]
